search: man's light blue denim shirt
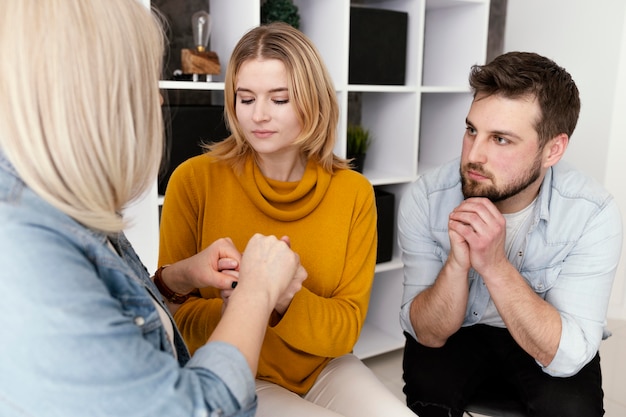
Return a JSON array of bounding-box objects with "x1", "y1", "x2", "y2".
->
[
  {"x1": 0, "y1": 152, "x2": 257, "y2": 417},
  {"x1": 398, "y1": 158, "x2": 622, "y2": 377}
]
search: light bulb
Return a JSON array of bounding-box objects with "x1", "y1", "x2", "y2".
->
[{"x1": 192, "y1": 11, "x2": 211, "y2": 52}]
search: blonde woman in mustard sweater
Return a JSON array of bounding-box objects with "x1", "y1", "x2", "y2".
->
[{"x1": 159, "y1": 22, "x2": 414, "y2": 417}]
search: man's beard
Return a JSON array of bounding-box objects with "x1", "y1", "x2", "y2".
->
[{"x1": 460, "y1": 157, "x2": 542, "y2": 202}]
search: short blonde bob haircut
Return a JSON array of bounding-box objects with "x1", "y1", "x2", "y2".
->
[
  {"x1": 209, "y1": 22, "x2": 349, "y2": 173},
  {"x1": 0, "y1": 0, "x2": 165, "y2": 233}
]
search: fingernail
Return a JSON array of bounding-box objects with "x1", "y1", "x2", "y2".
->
[{"x1": 231, "y1": 281, "x2": 238, "y2": 289}]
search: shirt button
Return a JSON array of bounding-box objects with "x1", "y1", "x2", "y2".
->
[
  {"x1": 473, "y1": 311, "x2": 478, "y2": 316},
  {"x1": 134, "y1": 316, "x2": 145, "y2": 326}
]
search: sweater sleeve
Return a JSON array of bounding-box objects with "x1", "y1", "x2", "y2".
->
[{"x1": 159, "y1": 158, "x2": 202, "y2": 266}]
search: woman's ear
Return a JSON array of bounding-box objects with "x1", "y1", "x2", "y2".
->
[{"x1": 543, "y1": 133, "x2": 569, "y2": 168}]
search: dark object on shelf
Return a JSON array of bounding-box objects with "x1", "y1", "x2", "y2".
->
[
  {"x1": 172, "y1": 71, "x2": 195, "y2": 82},
  {"x1": 375, "y1": 188, "x2": 395, "y2": 264},
  {"x1": 261, "y1": 0, "x2": 300, "y2": 29},
  {"x1": 349, "y1": 7, "x2": 408, "y2": 85},
  {"x1": 159, "y1": 105, "x2": 230, "y2": 195}
]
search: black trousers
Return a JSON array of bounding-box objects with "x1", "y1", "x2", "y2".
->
[{"x1": 402, "y1": 325, "x2": 604, "y2": 417}]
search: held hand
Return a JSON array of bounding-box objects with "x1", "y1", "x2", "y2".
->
[
  {"x1": 447, "y1": 223, "x2": 471, "y2": 273},
  {"x1": 274, "y1": 264, "x2": 308, "y2": 315},
  {"x1": 271, "y1": 235, "x2": 307, "y2": 315},
  {"x1": 236, "y1": 234, "x2": 304, "y2": 308},
  {"x1": 448, "y1": 198, "x2": 507, "y2": 275},
  {"x1": 219, "y1": 269, "x2": 239, "y2": 313},
  {"x1": 164, "y1": 237, "x2": 242, "y2": 295}
]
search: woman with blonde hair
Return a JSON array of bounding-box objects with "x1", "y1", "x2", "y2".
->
[
  {"x1": 159, "y1": 22, "x2": 414, "y2": 417},
  {"x1": 0, "y1": 1, "x2": 305, "y2": 416}
]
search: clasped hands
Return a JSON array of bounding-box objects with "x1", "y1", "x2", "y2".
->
[
  {"x1": 162, "y1": 234, "x2": 307, "y2": 315},
  {"x1": 217, "y1": 235, "x2": 308, "y2": 316},
  {"x1": 447, "y1": 197, "x2": 508, "y2": 279}
]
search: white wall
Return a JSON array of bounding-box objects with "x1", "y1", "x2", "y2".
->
[
  {"x1": 504, "y1": 0, "x2": 626, "y2": 320},
  {"x1": 604, "y1": 11, "x2": 626, "y2": 320},
  {"x1": 124, "y1": 183, "x2": 160, "y2": 274}
]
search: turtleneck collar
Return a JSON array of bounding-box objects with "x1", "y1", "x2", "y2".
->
[{"x1": 235, "y1": 156, "x2": 332, "y2": 222}]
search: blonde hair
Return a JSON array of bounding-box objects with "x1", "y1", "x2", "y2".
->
[
  {"x1": 209, "y1": 22, "x2": 349, "y2": 173},
  {"x1": 0, "y1": 0, "x2": 165, "y2": 233}
]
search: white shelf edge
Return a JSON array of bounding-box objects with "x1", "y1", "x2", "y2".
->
[
  {"x1": 354, "y1": 322, "x2": 405, "y2": 360},
  {"x1": 426, "y1": 0, "x2": 488, "y2": 11},
  {"x1": 375, "y1": 257, "x2": 403, "y2": 273},
  {"x1": 159, "y1": 80, "x2": 226, "y2": 91},
  {"x1": 369, "y1": 175, "x2": 417, "y2": 187}
]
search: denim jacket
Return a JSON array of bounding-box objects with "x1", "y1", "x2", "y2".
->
[
  {"x1": 398, "y1": 158, "x2": 622, "y2": 377},
  {"x1": 0, "y1": 152, "x2": 257, "y2": 417}
]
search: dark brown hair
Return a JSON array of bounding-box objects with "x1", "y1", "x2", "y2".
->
[{"x1": 469, "y1": 51, "x2": 580, "y2": 147}]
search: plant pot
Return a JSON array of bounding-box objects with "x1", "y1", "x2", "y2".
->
[{"x1": 349, "y1": 153, "x2": 366, "y2": 173}]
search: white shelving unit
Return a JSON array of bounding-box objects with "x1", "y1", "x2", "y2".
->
[{"x1": 126, "y1": 0, "x2": 490, "y2": 360}]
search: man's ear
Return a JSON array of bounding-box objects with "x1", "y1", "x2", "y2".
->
[{"x1": 543, "y1": 133, "x2": 569, "y2": 168}]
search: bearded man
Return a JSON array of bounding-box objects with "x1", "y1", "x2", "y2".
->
[{"x1": 398, "y1": 51, "x2": 622, "y2": 417}]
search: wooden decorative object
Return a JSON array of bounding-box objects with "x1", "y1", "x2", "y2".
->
[{"x1": 180, "y1": 48, "x2": 221, "y2": 75}]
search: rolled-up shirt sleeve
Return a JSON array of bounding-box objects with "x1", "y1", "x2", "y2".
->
[
  {"x1": 397, "y1": 176, "x2": 456, "y2": 341},
  {"x1": 186, "y1": 342, "x2": 257, "y2": 415},
  {"x1": 541, "y1": 198, "x2": 622, "y2": 377}
]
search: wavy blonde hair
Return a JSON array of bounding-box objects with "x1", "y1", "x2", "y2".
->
[
  {"x1": 208, "y1": 22, "x2": 349, "y2": 173},
  {"x1": 0, "y1": 0, "x2": 165, "y2": 233}
]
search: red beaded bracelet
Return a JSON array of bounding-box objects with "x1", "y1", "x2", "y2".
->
[{"x1": 153, "y1": 265, "x2": 190, "y2": 304}]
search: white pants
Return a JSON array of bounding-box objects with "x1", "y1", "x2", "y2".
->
[{"x1": 254, "y1": 353, "x2": 416, "y2": 417}]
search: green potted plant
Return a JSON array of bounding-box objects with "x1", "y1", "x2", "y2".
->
[
  {"x1": 261, "y1": 0, "x2": 300, "y2": 29},
  {"x1": 347, "y1": 124, "x2": 372, "y2": 173}
]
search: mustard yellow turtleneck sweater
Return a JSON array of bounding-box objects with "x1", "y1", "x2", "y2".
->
[{"x1": 158, "y1": 154, "x2": 377, "y2": 395}]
